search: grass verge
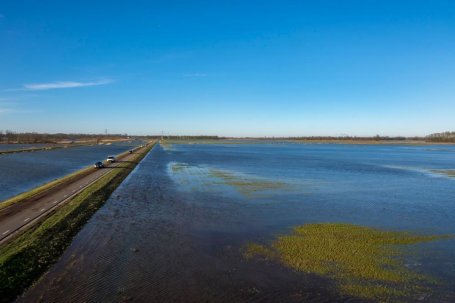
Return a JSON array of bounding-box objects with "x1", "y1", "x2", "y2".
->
[
  {"x1": 244, "y1": 223, "x2": 453, "y2": 301},
  {"x1": 0, "y1": 145, "x2": 142, "y2": 210},
  {"x1": 0, "y1": 167, "x2": 93, "y2": 211},
  {"x1": 0, "y1": 142, "x2": 155, "y2": 302}
]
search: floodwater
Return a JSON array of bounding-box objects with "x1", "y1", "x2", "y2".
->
[
  {"x1": 0, "y1": 141, "x2": 144, "y2": 201},
  {"x1": 19, "y1": 143, "x2": 455, "y2": 302},
  {"x1": 0, "y1": 143, "x2": 60, "y2": 151}
]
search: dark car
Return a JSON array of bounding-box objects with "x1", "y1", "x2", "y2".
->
[{"x1": 94, "y1": 161, "x2": 104, "y2": 168}]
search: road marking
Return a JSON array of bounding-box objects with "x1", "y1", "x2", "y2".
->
[
  {"x1": 24, "y1": 218, "x2": 30, "y2": 222},
  {"x1": 64, "y1": 194, "x2": 68, "y2": 198},
  {"x1": 53, "y1": 200, "x2": 58, "y2": 204},
  {"x1": 40, "y1": 208, "x2": 46, "y2": 212},
  {"x1": 80, "y1": 185, "x2": 83, "y2": 188},
  {"x1": 2, "y1": 230, "x2": 9, "y2": 235}
]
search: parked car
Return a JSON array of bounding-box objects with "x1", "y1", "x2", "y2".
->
[
  {"x1": 106, "y1": 156, "x2": 116, "y2": 163},
  {"x1": 94, "y1": 161, "x2": 104, "y2": 168}
]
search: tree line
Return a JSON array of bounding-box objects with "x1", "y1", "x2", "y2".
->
[
  {"x1": 0, "y1": 130, "x2": 129, "y2": 144},
  {"x1": 2, "y1": 131, "x2": 454, "y2": 143},
  {"x1": 426, "y1": 131, "x2": 455, "y2": 143}
]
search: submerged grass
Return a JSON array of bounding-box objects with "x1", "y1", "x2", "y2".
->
[
  {"x1": 170, "y1": 162, "x2": 188, "y2": 172},
  {"x1": 169, "y1": 162, "x2": 287, "y2": 196},
  {"x1": 244, "y1": 223, "x2": 453, "y2": 301},
  {"x1": 210, "y1": 169, "x2": 286, "y2": 195},
  {"x1": 0, "y1": 142, "x2": 155, "y2": 303},
  {"x1": 430, "y1": 169, "x2": 455, "y2": 178}
]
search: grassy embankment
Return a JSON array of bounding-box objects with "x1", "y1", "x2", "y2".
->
[
  {"x1": 0, "y1": 145, "x2": 143, "y2": 210},
  {"x1": 0, "y1": 167, "x2": 94, "y2": 211},
  {"x1": 244, "y1": 223, "x2": 453, "y2": 301},
  {"x1": 0, "y1": 142, "x2": 155, "y2": 302}
]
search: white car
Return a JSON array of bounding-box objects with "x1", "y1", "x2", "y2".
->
[{"x1": 106, "y1": 156, "x2": 116, "y2": 163}]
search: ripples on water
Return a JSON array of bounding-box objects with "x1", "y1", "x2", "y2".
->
[{"x1": 19, "y1": 143, "x2": 455, "y2": 302}]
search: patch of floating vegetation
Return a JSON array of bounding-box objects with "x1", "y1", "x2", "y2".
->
[
  {"x1": 430, "y1": 169, "x2": 455, "y2": 178},
  {"x1": 243, "y1": 223, "x2": 453, "y2": 301}
]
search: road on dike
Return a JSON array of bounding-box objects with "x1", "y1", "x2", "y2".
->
[{"x1": 0, "y1": 144, "x2": 151, "y2": 244}]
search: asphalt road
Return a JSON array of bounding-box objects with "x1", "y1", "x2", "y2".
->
[{"x1": 0, "y1": 145, "x2": 149, "y2": 244}]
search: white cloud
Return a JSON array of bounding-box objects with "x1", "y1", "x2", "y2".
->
[{"x1": 22, "y1": 79, "x2": 113, "y2": 90}]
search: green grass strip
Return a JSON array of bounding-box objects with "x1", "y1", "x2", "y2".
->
[
  {"x1": 0, "y1": 167, "x2": 93, "y2": 211},
  {"x1": 0, "y1": 142, "x2": 155, "y2": 302},
  {"x1": 0, "y1": 146, "x2": 138, "y2": 210}
]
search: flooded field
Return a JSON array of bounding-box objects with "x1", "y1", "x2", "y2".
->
[
  {"x1": 0, "y1": 141, "x2": 145, "y2": 201},
  {"x1": 19, "y1": 143, "x2": 455, "y2": 302},
  {"x1": 0, "y1": 143, "x2": 60, "y2": 151}
]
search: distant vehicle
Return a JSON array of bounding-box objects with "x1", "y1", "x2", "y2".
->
[
  {"x1": 106, "y1": 156, "x2": 116, "y2": 163},
  {"x1": 129, "y1": 150, "x2": 133, "y2": 154},
  {"x1": 94, "y1": 161, "x2": 104, "y2": 168}
]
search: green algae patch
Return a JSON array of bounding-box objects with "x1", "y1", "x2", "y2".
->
[
  {"x1": 210, "y1": 169, "x2": 286, "y2": 196},
  {"x1": 431, "y1": 169, "x2": 455, "y2": 178},
  {"x1": 244, "y1": 223, "x2": 453, "y2": 301}
]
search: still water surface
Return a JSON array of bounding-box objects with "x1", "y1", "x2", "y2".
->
[
  {"x1": 19, "y1": 143, "x2": 455, "y2": 302},
  {"x1": 0, "y1": 141, "x2": 144, "y2": 201}
]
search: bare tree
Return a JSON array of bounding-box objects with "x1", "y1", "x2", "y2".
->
[{"x1": 5, "y1": 130, "x2": 15, "y2": 143}]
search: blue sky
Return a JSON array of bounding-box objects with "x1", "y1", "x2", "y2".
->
[{"x1": 0, "y1": 1, "x2": 454, "y2": 136}]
